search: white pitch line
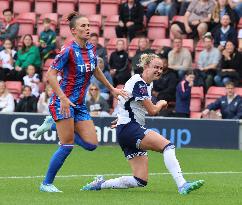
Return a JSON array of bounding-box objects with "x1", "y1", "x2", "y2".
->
[{"x1": 0, "y1": 171, "x2": 242, "y2": 180}]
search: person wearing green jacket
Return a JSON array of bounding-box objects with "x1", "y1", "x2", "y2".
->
[{"x1": 15, "y1": 34, "x2": 41, "y2": 81}]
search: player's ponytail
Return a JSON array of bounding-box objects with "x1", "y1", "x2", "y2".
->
[
  {"x1": 66, "y1": 11, "x2": 83, "y2": 29},
  {"x1": 137, "y1": 53, "x2": 159, "y2": 68}
]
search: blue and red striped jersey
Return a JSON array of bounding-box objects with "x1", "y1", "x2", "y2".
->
[{"x1": 50, "y1": 41, "x2": 97, "y2": 105}]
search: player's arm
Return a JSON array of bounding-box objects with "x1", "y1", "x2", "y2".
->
[
  {"x1": 142, "y1": 99, "x2": 167, "y2": 116},
  {"x1": 93, "y1": 66, "x2": 128, "y2": 99}
]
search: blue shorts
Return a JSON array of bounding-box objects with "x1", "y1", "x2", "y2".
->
[
  {"x1": 116, "y1": 121, "x2": 150, "y2": 160},
  {"x1": 49, "y1": 100, "x2": 91, "y2": 122}
]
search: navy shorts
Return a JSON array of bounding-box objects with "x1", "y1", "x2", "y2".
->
[
  {"x1": 116, "y1": 121, "x2": 150, "y2": 160},
  {"x1": 49, "y1": 100, "x2": 91, "y2": 122}
]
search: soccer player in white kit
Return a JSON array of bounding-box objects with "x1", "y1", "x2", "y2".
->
[{"x1": 82, "y1": 53, "x2": 204, "y2": 195}]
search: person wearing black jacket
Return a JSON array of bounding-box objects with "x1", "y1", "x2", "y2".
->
[
  {"x1": 109, "y1": 39, "x2": 130, "y2": 86},
  {"x1": 152, "y1": 58, "x2": 178, "y2": 102},
  {"x1": 115, "y1": 0, "x2": 144, "y2": 40},
  {"x1": 15, "y1": 85, "x2": 37, "y2": 112}
]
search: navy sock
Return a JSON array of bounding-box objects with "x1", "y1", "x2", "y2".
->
[
  {"x1": 51, "y1": 123, "x2": 56, "y2": 131},
  {"x1": 43, "y1": 144, "x2": 73, "y2": 185},
  {"x1": 74, "y1": 133, "x2": 97, "y2": 151}
]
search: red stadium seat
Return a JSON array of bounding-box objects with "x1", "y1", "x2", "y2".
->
[
  {"x1": 190, "y1": 112, "x2": 202, "y2": 118},
  {"x1": 35, "y1": 0, "x2": 55, "y2": 14},
  {"x1": 191, "y1": 86, "x2": 204, "y2": 99},
  {"x1": 205, "y1": 86, "x2": 226, "y2": 107},
  {"x1": 190, "y1": 98, "x2": 202, "y2": 112},
  {"x1": 57, "y1": 0, "x2": 77, "y2": 16},
  {"x1": 88, "y1": 14, "x2": 102, "y2": 35},
  {"x1": 59, "y1": 18, "x2": 73, "y2": 38},
  {"x1": 0, "y1": 0, "x2": 10, "y2": 11},
  {"x1": 106, "y1": 37, "x2": 127, "y2": 58},
  {"x1": 78, "y1": 0, "x2": 98, "y2": 16},
  {"x1": 103, "y1": 15, "x2": 119, "y2": 39},
  {"x1": 235, "y1": 88, "x2": 242, "y2": 97},
  {"x1": 5, "y1": 81, "x2": 22, "y2": 100},
  {"x1": 37, "y1": 13, "x2": 58, "y2": 35},
  {"x1": 151, "y1": 39, "x2": 171, "y2": 50},
  {"x1": 148, "y1": 16, "x2": 168, "y2": 40},
  {"x1": 182, "y1": 39, "x2": 194, "y2": 52},
  {"x1": 100, "y1": 0, "x2": 120, "y2": 16},
  {"x1": 13, "y1": 0, "x2": 33, "y2": 14},
  {"x1": 98, "y1": 37, "x2": 105, "y2": 47},
  {"x1": 128, "y1": 37, "x2": 140, "y2": 58},
  {"x1": 16, "y1": 12, "x2": 36, "y2": 36}
]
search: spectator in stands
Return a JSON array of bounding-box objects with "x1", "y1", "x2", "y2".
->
[
  {"x1": 116, "y1": 0, "x2": 144, "y2": 40},
  {"x1": 131, "y1": 37, "x2": 154, "y2": 74},
  {"x1": 212, "y1": 14, "x2": 238, "y2": 50},
  {"x1": 228, "y1": 0, "x2": 242, "y2": 17},
  {"x1": 15, "y1": 85, "x2": 37, "y2": 113},
  {"x1": 23, "y1": 65, "x2": 40, "y2": 97},
  {"x1": 37, "y1": 84, "x2": 53, "y2": 114},
  {"x1": 109, "y1": 39, "x2": 130, "y2": 87},
  {"x1": 89, "y1": 33, "x2": 108, "y2": 70},
  {"x1": 168, "y1": 37, "x2": 192, "y2": 80},
  {"x1": 239, "y1": 29, "x2": 242, "y2": 52},
  {"x1": 202, "y1": 81, "x2": 242, "y2": 119},
  {"x1": 0, "y1": 9, "x2": 19, "y2": 49},
  {"x1": 155, "y1": 0, "x2": 176, "y2": 20},
  {"x1": 214, "y1": 41, "x2": 242, "y2": 86},
  {"x1": 196, "y1": 33, "x2": 221, "y2": 90},
  {"x1": 39, "y1": 18, "x2": 57, "y2": 61},
  {"x1": 154, "y1": 45, "x2": 172, "y2": 59},
  {"x1": 91, "y1": 57, "x2": 113, "y2": 100},
  {"x1": 152, "y1": 58, "x2": 178, "y2": 103},
  {"x1": 15, "y1": 34, "x2": 41, "y2": 81},
  {"x1": 139, "y1": 0, "x2": 161, "y2": 23},
  {"x1": 211, "y1": 0, "x2": 239, "y2": 30},
  {"x1": 179, "y1": 0, "x2": 191, "y2": 15},
  {"x1": 174, "y1": 70, "x2": 195, "y2": 118},
  {"x1": 86, "y1": 84, "x2": 110, "y2": 117},
  {"x1": 0, "y1": 39, "x2": 17, "y2": 81},
  {"x1": 170, "y1": 0, "x2": 215, "y2": 39},
  {"x1": 0, "y1": 81, "x2": 15, "y2": 112}
]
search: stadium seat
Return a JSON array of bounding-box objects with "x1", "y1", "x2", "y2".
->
[
  {"x1": 5, "y1": 81, "x2": 22, "y2": 100},
  {"x1": 191, "y1": 86, "x2": 204, "y2": 99},
  {"x1": 78, "y1": 0, "x2": 98, "y2": 16},
  {"x1": 183, "y1": 39, "x2": 194, "y2": 52},
  {"x1": 57, "y1": 0, "x2": 77, "y2": 16},
  {"x1": 59, "y1": 18, "x2": 73, "y2": 38},
  {"x1": 190, "y1": 112, "x2": 202, "y2": 119},
  {"x1": 148, "y1": 16, "x2": 168, "y2": 40},
  {"x1": 128, "y1": 37, "x2": 140, "y2": 58},
  {"x1": 103, "y1": 15, "x2": 119, "y2": 39},
  {"x1": 0, "y1": 0, "x2": 10, "y2": 11},
  {"x1": 100, "y1": 0, "x2": 120, "y2": 16},
  {"x1": 16, "y1": 12, "x2": 36, "y2": 36},
  {"x1": 151, "y1": 39, "x2": 171, "y2": 50},
  {"x1": 88, "y1": 14, "x2": 102, "y2": 35},
  {"x1": 190, "y1": 98, "x2": 202, "y2": 112},
  {"x1": 43, "y1": 58, "x2": 55, "y2": 71},
  {"x1": 205, "y1": 86, "x2": 226, "y2": 107},
  {"x1": 37, "y1": 13, "x2": 58, "y2": 35},
  {"x1": 35, "y1": 0, "x2": 55, "y2": 14},
  {"x1": 98, "y1": 37, "x2": 105, "y2": 47},
  {"x1": 106, "y1": 37, "x2": 127, "y2": 58},
  {"x1": 13, "y1": 0, "x2": 33, "y2": 14}
]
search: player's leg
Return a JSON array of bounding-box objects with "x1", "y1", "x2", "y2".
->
[
  {"x1": 40, "y1": 118, "x2": 74, "y2": 193},
  {"x1": 140, "y1": 130, "x2": 204, "y2": 195},
  {"x1": 82, "y1": 156, "x2": 148, "y2": 191}
]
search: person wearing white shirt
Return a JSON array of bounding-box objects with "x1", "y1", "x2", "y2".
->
[
  {"x1": 37, "y1": 84, "x2": 53, "y2": 114},
  {"x1": 0, "y1": 81, "x2": 15, "y2": 112},
  {"x1": 23, "y1": 65, "x2": 40, "y2": 97}
]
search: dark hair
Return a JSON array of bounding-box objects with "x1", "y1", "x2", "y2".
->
[
  {"x1": 23, "y1": 85, "x2": 32, "y2": 92},
  {"x1": 90, "y1": 33, "x2": 99, "y2": 38},
  {"x1": 225, "y1": 81, "x2": 234, "y2": 87},
  {"x1": 3, "y1": 38, "x2": 13, "y2": 45},
  {"x1": 2, "y1": 8, "x2": 12, "y2": 15},
  {"x1": 21, "y1": 34, "x2": 33, "y2": 53},
  {"x1": 43, "y1": 18, "x2": 51, "y2": 24},
  {"x1": 67, "y1": 11, "x2": 84, "y2": 29},
  {"x1": 185, "y1": 70, "x2": 194, "y2": 76}
]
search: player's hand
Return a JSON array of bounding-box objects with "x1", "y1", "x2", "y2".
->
[
  {"x1": 110, "y1": 118, "x2": 118, "y2": 129},
  {"x1": 60, "y1": 96, "x2": 76, "y2": 118},
  {"x1": 202, "y1": 109, "x2": 209, "y2": 116},
  {"x1": 111, "y1": 88, "x2": 129, "y2": 100},
  {"x1": 157, "y1": 100, "x2": 168, "y2": 109}
]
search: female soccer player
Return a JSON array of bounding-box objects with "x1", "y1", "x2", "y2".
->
[
  {"x1": 82, "y1": 54, "x2": 204, "y2": 195},
  {"x1": 39, "y1": 12, "x2": 127, "y2": 193}
]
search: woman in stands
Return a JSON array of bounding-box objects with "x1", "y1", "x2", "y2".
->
[
  {"x1": 0, "y1": 81, "x2": 15, "y2": 112},
  {"x1": 82, "y1": 53, "x2": 204, "y2": 195}
]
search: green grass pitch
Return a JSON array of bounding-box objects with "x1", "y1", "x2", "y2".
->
[{"x1": 0, "y1": 143, "x2": 242, "y2": 205}]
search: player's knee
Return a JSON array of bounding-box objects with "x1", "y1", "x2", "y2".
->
[
  {"x1": 162, "y1": 142, "x2": 175, "y2": 153},
  {"x1": 134, "y1": 176, "x2": 148, "y2": 187}
]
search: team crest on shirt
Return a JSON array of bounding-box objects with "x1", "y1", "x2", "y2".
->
[
  {"x1": 75, "y1": 51, "x2": 80, "y2": 58},
  {"x1": 139, "y1": 84, "x2": 148, "y2": 95}
]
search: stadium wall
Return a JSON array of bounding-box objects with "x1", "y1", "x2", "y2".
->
[{"x1": 0, "y1": 113, "x2": 240, "y2": 150}]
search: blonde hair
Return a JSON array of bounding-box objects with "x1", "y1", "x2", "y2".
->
[
  {"x1": 88, "y1": 83, "x2": 100, "y2": 102},
  {"x1": 137, "y1": 53, "x2": 160, "y2": 68}
]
